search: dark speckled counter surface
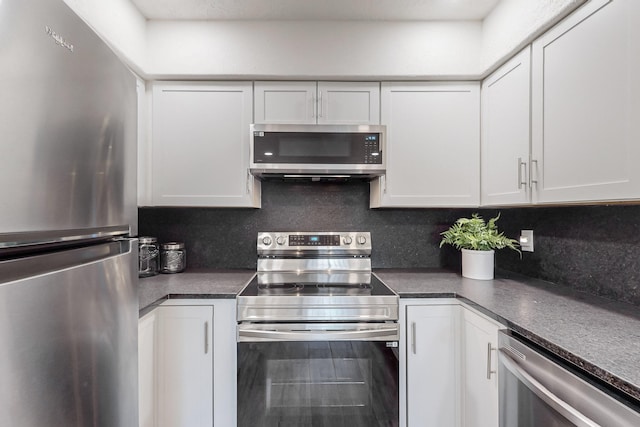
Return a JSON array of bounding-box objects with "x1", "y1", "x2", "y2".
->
[
  {"x1": 374, "y1": 268, "x2": 640, "y2": 403},
  {"x1": 138, "y1": 268, "x2": 640, "y2": 403},
  {"x1": 138, "y1": 269, "x2": 255, "y2": 314}
]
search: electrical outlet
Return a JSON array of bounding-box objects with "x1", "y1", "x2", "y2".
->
[{"x1": 520, "y1": 230, "x2": 534, "y2": 252}]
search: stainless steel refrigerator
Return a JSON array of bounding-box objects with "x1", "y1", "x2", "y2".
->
[{"x1": 0, "y1": 0, "x2": 138, "y2": 426}]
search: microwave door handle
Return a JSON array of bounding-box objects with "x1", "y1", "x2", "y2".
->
[
  {"x1": 237, "y1": 325, "x2": 398, "y2": 342},
  {"x1": 499, "y1": 349, "x2": 600, "y2": 427}
]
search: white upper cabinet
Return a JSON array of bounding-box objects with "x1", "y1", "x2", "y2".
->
[
  {"x1": 254, "y1": 81, "x2": 316, "y2": 124},
  {"x1": 531, "y1": 0, "x2": 640, "y2": 204},
  {"x1": 150, "y1": 81, "x2": 260, "y2": 207},
  {"x1": 371, "y1": 82, "x2": 480, "y2": 207},
  {"x1": 254, "y1": 81, "x2": 380, "y2": 125},
  {"x1": 317, "y1": 82, "x2": 381, "y2": 124},
  {"x1": 481, "y1": 47, "x2": 531, "y2": 206}
]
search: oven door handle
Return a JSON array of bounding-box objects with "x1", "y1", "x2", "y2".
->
[
  {"x1": 237, "y1": 324, "x2": 399, "y2": 342},
  {"x1": 499, "y1": 349, "x2": 600, "y2": 427}
]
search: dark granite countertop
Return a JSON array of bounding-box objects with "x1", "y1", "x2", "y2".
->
[
  {"x1": 138, "y1": 269, "x2": 255, "y2": 314},
  {"x1": 137, "y1": 267, "x2": 640, "y2": 403},
  {"x1": 374, "y1": 268, "x2": 640, "y2": 403}
]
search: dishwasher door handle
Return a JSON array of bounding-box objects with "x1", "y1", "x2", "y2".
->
[
  {"x1": 237, "y1": 323, "x2": 399, "y2": 342},
  {"x1": 499, "y1": 349, "x2": 600, "y2": 427}
]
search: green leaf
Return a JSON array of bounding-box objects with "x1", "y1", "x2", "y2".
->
[{"x1": 440, "y1": 213, "x2": 520, "y2": 254}]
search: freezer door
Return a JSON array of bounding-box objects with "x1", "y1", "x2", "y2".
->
[
  {"x1": 0, "y1": 0, "x2": 137, "y2": 237},
  {"x1": 0, "y1": 239, "x2": 138, "y2": 427}
]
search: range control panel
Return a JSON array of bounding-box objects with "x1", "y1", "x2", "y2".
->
[
  {"x1": 289, "y1": 234, "x2": 341, "y2": 246},
  {"x1": 257, "y1": 232, "x2": 371, "y2": 255}
]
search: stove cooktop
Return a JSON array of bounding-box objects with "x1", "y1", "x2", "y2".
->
[
  {"x1": 237, "y1": 231, "x2": 398, "y2": 322},
  {"x1": 239, "y1": 274, "x2": 395, "y2": 297},
  {"x1": 258, "y1": 282, "x2": 372, "y2": 296}
]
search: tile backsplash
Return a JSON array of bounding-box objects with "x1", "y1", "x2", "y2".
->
[{"x1": 139, "y1": 181, "x2": 640, "y2": 306}]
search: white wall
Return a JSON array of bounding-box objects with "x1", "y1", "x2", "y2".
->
[
  {"x1": 481, "y1": 0, "x2": 586, "y2": 73},
  {"x1": 62, "y1": 0, "x2": 587, "y2": 79},
  {"x1": 63, "y1": 0, "x2": 147, "y2": 73},
  {"x1": 146, "y1": 20, "x2": 483, "y2": 79}
]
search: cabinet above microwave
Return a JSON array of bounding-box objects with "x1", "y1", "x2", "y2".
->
[{"x1": 249, "y1": 124, "x2": 386, "y2": 180}]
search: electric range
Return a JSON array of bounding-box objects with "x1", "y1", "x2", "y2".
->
[{"x1": 237, "y1": 231, "x2": 398, "y2": 325}]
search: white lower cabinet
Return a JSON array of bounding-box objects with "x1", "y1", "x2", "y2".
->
[
  {"x1": 139, "y1": 299, "x2": 237, "y2": 427},
  {"x1": 156, "y1": 305, "x2": 213, "y2": 427},
  {"x1": 460, "y1": 305, "x2": 502, "y2": 427},
  {"x1": 402, "y1": 300, "x2": 502, "y2": 427},
  {"x1": 403, "y1": 300, "x2": 461, "y2": 427},
  {"x1": 139, "y1": 310, "x2": 158, "y2": 427}
]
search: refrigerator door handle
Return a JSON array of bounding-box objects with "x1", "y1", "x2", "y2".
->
[
  {"x1": 0, "y1": 239, "x2": 135, "y2": 286},
  {"x1": 0, "y1": 225, "x2": 130, "y2": 253}
]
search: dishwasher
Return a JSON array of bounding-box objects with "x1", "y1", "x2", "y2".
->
[{"x1": 499, "y1": 330, "x2": 640, "y2": 426}]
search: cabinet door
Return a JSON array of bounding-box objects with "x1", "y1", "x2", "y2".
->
[
  {"x1": 406, "y1": 304, "x2": 460, "y2": 427},
  {"x1": 138, "y1": 310, "x2": 157, "y2": 427},
  {"x1": 151, "y1": 82, "x2": 259, "y2": 207},
  {"x1": 531, "y1": 0, "x2": 640, "y2": 203},
  {"x1": 317, "y1": 81, "x2": 380, "y2": 124},
  {"x1": 481, "y1": 47, "x2": 531, "y2": 206},
  {"x1": 372, "y1": 82, "x2": 480, "y2": 207},
  {"x1": 156, "y1": 305, "x2": 213, "y2": 427},
  {"x1": 461, "y1": 307, "x2": 501, "y2": 427},
  {"x1": 254, "y1": 81, "x2": 316, "y2": 124}
]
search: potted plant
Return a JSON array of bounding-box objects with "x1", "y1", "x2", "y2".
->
[{"x1": 440, "y1": 213, "x2": 519, "y2": 280}]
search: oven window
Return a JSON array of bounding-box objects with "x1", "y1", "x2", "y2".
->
[{"x1": 238, "y1": 341, "x2": 399, "y2": 426}]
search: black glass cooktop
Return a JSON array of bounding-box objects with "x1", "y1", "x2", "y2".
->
[{"x1": 240, "y1": 274, "x2": 395, "y2": 297}]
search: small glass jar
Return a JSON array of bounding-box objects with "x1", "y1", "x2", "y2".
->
[
  {"x1": 160, "y1": 242, "x2": 186, "y2": 274},
  {"x1": 138, "y1": 237, "x2": 159, "y2": 277}
]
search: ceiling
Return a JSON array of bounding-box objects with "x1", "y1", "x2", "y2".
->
[{"x1": 129, "y1": 0, "x2": 502, "y2": 21}]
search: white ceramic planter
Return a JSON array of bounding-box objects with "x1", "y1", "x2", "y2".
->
[{"x1": 461, "y1": 249, "x2": 495, "y2": 280}]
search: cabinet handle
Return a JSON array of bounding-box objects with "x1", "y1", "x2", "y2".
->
[
  {"x1": 530, "y1": 159, "x2": 539, "y2": 186},
  {"x1": 318, "y1": 92, "x2": 323, "y2": 118},
  {"x1": 517, "y1": 157, "x2": 527, "y2": 189},
  {"x1": 246, "y1": 169, "x2": 251, "y2": 194},
  {"x1": 204, "y1": 321, "x2": 209, "y2": 354},
  {"x1": 487, "y1": 342, "x2": 496, "y2": 379},
  {"x1": 411, "y1": 322, "x2": 416, "y2": 354},
  {"x1": 312, "y1": 95, "x2": 317, "y2": 119}
]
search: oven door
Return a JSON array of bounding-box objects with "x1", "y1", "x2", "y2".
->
[{"x1": 237, "y1": 323, "x2": 399, "y2": 427}]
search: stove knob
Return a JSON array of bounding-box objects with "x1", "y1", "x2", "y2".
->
[
  {"x1": 276, "y1": 236, "x2": 287, "y2": 246},
  {"x1": 342, "y1": 236, "x2": 353, "y2": 245},
  {"x1": 262, "y1": 236, "x2": 272, "y2": 246},
  {"x1": 356, "y1": 235, "x2": 367, "y2": 245}
]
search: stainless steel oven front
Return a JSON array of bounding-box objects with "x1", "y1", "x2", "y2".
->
[{"x1": 237, "y1": 232, "x2": 399, "y2": 427}]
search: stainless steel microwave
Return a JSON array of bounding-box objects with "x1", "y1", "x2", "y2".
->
[{"x1": 249, "y1": 124, "x2": 386, "y2": 179}]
